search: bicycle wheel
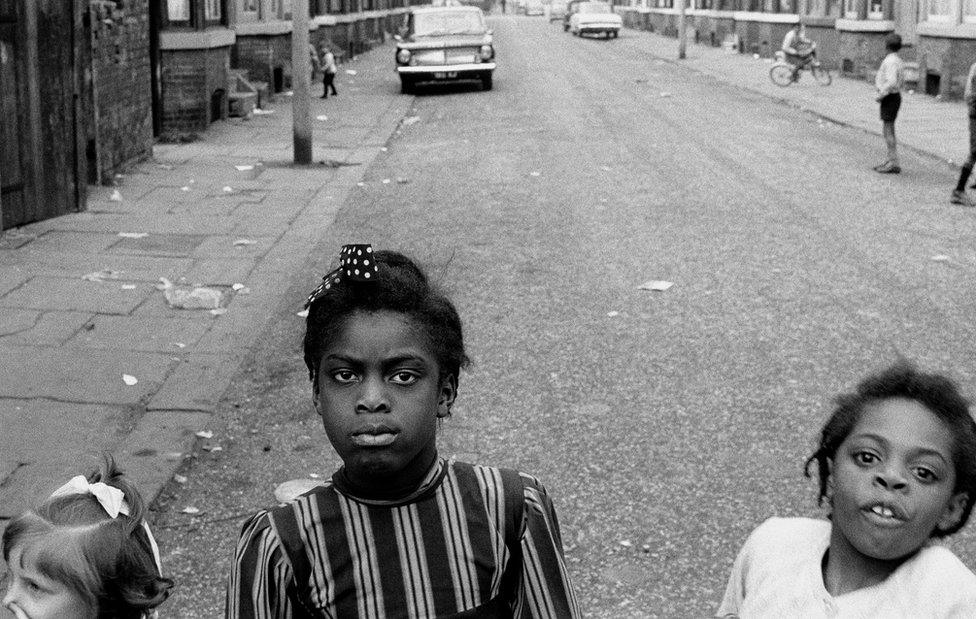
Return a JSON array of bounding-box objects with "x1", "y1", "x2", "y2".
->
[
  {"x1": 770, "y1": 64, "x2": 795, "y2": 87},
  {"x1": 811, "y1": 64, "x2": 832, "y2": 86}
]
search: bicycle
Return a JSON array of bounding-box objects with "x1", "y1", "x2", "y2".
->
[{"x1": 769, "y1": 53, "x2": 832, "y2": 87}]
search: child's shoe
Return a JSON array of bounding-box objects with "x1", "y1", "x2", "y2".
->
[
  {"x1": 875, "y1": 162, "x2": 901, "y2": 174},
  {"x1": 951, "y1": 189, "x2": 976, "y2": 207}
]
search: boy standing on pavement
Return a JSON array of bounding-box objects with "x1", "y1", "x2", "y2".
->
[
  {"x1": 950, "y1": 61, "x2": 976, "y2": 207},
  {"x1": 873, "y1": 34, "x2": 905, "y2": 175}
]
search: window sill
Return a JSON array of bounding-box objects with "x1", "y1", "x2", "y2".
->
[
  {"x1": 835, "y1": 18, "x2": 894, "y2": 31},
  {"x1": 160, "y1": 28, "x2": 236, "y2": 50},
  {"x1": 916, "y1": 22, "x2": 976, "y2": 38}
]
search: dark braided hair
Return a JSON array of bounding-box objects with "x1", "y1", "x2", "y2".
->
[
  {"x1": 804, "y1": 360, "x2": 976, "y2": 537},
  {"x1": 303, "y1": 250, "x2": 470, "y2": 395}
]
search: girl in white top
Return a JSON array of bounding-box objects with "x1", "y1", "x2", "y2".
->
[{"x1": 718, "y1": 361, "x2": 976, "y2": 618}]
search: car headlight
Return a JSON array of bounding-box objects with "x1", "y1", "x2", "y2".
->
[
  {"x1": 396, "y1": 48, "x2": 411, "y2": 64},
  {"x1": 479, "y1": 45, "x2": 493, "y2": 61}
]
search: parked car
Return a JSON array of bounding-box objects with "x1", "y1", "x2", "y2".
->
[
  {"x1": 563, "y1": 0, "x2": 585, "y2": 31},
  {"x1": 568, "y1": 1, "x2": 621, "y2": 37},
  {"x1": 394, "y1": 6, "x2": 496, "y2": 93}
]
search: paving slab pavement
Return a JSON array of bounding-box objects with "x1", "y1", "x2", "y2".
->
[
  {"x1": 0, "y1": 43, "x2": 412, "y2": 532},
  {"x1": 621, "y1": 23, "x2": 971, "y2": 168}
]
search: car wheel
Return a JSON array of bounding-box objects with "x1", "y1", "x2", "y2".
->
[
  {"x1": 481, "y1": 73, "x2": 493, "y2": 91},
  {"x1": 611, "y1": 30, "x2": 618, "y2": 38},
  {"x1": 400, "y1": 77, "x2": 414, "y2": 95},
  {"x1": 563, "y1": 23, "x2": 569, "y2": 31}
]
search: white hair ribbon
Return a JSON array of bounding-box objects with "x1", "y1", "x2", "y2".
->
[
  {"x1": 49, "y1": 475, "x2": 164, "y2": 577},
  {"x1": 50, "y1": 475, "x2": 127, "y2": 518}
]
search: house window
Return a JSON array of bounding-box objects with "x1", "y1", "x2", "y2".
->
[
  {"x1": 167, "y1": 0, "x2": 192, "y2": 21},
  {"x1": 242, "y1": 0, "x2": 259, "y2": 13},
  {"x1": 205, "y1": 0, "x2": 223, "y2": 21},
  {"x1": 964, "y1": 0, "x2": 976, "y2": 21},
  {"x1": 926, "y1": 0, "x2": 953, "y2": 20},
  {"x1": 867, "y1": 0, "x2": 883, "y2": 18},
  {"x1": 843, "y1": 0, "x2": 859, "y2": 18}
]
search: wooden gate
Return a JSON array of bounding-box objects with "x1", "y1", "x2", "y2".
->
[{"x1": 0, "y1": 0, "x2": 85, "y2": 231}]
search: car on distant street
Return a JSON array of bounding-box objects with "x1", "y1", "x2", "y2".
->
[
  {"x1": 548, "y1": 0, "x2": 569, "y2": 21},
  {"x1": 563, "y1": 0, "x2": 585, "y2": 30},
  {"x1": 394, "y1": 6, "x2": 496, "y2": 93},
  {"x1": 568, "y1": 1, "x2": 621, "y2": 37}
]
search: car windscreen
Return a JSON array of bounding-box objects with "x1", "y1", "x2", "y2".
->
[
  {"x1": 578, "y1": 2, "x2": 611, "y2": 12},
  {"x1": 413, "y1": 11, "x2": 486, "y2": 36}
]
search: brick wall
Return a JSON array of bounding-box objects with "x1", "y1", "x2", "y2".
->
[
  {"x1": 918, "y1": 36, "x2": 976, "y2": 99},
  {"x1": 233, "y1": 33, "x2": 290, "y2": 91},
  {"x1": 161, "y1": 46, "x2": 231, "y2": 134},
  {"x1": 89, "y1": 0, "x2": 153, "y2": 182}
]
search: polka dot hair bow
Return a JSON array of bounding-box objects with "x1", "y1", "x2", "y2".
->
[{"x1": 305, "y1": 244, "x2": 379, "y2": 308}]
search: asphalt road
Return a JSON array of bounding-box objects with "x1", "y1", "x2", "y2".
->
[{"x1": 152, "y1": 15, "x2": 976, "y2": 617}]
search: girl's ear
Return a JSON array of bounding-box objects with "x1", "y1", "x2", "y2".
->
[
  {"x1": 938, "y1": 491, "x2": 969, "y2": 532},
  {"x1": 436, "y1": 374, "x2": 457, "y2": 419}
]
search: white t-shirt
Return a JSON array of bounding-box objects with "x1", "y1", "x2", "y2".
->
[{"x1": 717, "y1": 517, "x2": 976, "y2": 618}]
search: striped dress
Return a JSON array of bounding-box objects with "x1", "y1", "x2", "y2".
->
[{"x1": 226, "y1": 458, "x2": 581, "y2": 618}]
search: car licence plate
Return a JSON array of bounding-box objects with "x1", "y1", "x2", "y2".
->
[{"x1": 434, "y1": 71, "x2": 458, "y2": 79}]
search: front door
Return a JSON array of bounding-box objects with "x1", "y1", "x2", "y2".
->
[{"x1": 0, "y1": 0, "x2": 83, "y2": 231}]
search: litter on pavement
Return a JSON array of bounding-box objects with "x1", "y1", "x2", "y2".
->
[
  {"x1": 233, "y1": 238, "x2": 257, "y2": 246},
  {"x1": 82, "y1": 269, "x2": 123, "y2": 282},
  {"x1": 316, "y1": 115, "x2": 328, "y2": 121},
  {"x1": 297, "y1": 309, "x2": 310, "y2": 318},
  {"x1": 235, "y1": 165, "x2": 255, "y2": 171},
  {"x1": 402, "y1": 116, "x2": 420, "y2": 126},
  {"x1": 253, "y1": 108, "x2": 274, "y2": 115},
  {"x1": 345, "y1": 69, "x2": 357, "y2": 75},
  {"x1": 181, "y1": 506, "x2": 201, "y2": 515},
  {"x1": 109, "y1": 189, "x2": 123, "y2": 201},
  {"x1": 158, "y1": 278, "x2": 225, "y2": 310},
  {"x1": 195, "y1": 430, "x2": 214, "y2": 439},
  {"x1": 122, "y1": 374, "x2": 138, "y2": 386},
  {"x1": 118, "y1": 232, "x2": 148, "y2": 239},
  {"x1": 607, "y1": 311, "x2": 620, "y2": 317},
  {"x1": 637, "y1": 280, "x2": 674, "y2": 292}
]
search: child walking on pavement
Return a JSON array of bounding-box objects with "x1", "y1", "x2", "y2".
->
[
  {"x1": 950, "y1": 61, "x2": 976, "y2": 207},
  {"x1": 320, "y1": 44, "x2": 339, "y2": 99},
  {"x1": 874, "y1": 34, "x2": 905, "y2": 175},
  {"x1": 227, "y1": 245, "x2": 581, "y2": 618},
  {"x1": 717, "y1": 361, "x2": 976, "y2": 617}
]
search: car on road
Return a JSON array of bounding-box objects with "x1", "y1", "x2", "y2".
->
[
  {"x1": 568, "y1": 1, "x2": 621, "y2": 37},
  {"x1": 562, "y1": 0, "x2": 584, "y2": 30},
  {"x1": 394, "y1": 6, "x2": 496, "y2": 93}
]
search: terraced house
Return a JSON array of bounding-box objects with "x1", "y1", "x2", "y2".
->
[
  {"x1": 617, "y1": 0, "x2": 976, "y2": 98},
  {"x1": 0, "y1": 0, "x2": 419, "y2": 230}
]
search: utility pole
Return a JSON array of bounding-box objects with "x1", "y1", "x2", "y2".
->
[
  {"x1": 292, "y1": 0, "x2": 312, "y2": 164},
  {"x1": 677, "y1": 0, "x2": 687, "y2": 59}
]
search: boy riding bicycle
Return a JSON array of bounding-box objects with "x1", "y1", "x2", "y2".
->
[{"x1": 782, "y1": 24, "x2": 816, "y2": 79}]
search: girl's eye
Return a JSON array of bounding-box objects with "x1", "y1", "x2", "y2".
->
[
  {"x1": 854, "y1": 451, "x2": 878, "y2": 465},
  {"x1": 390, "y1": 371, "x2": 419, "y2": 385},
  {"x1": 914, "y1": 467, "x2": 940, "y2": 482},
  {"x1": 331, "y1": 370, "x2": 359, "y2": 383}
]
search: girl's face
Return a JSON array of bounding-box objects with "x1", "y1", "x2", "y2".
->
[
  {"x1": 313, "y1": 310, "x2": 456, "y2": 496},
  {"x1": 3, "y1": 546, "x2": 93, "y2": 619},
  {"x1": 828, "y1": 397, "x2": 968, "y2": 563}
]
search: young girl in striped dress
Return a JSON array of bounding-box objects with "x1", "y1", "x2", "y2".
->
[{"x1": 227, "y1": 245, "x2": 580, "y2": 618}]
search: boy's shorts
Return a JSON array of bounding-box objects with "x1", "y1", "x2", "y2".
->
[{"x1": 879, "y1": 93, "x2": 901, "y2": 122}]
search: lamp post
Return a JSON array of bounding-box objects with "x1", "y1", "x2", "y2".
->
[
  {"x1": 292, "y1": 0, "x2": 312, "y2": 164},
  {"x1": 677, "y1": 0, "x2": 687, "y2": 59}
]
